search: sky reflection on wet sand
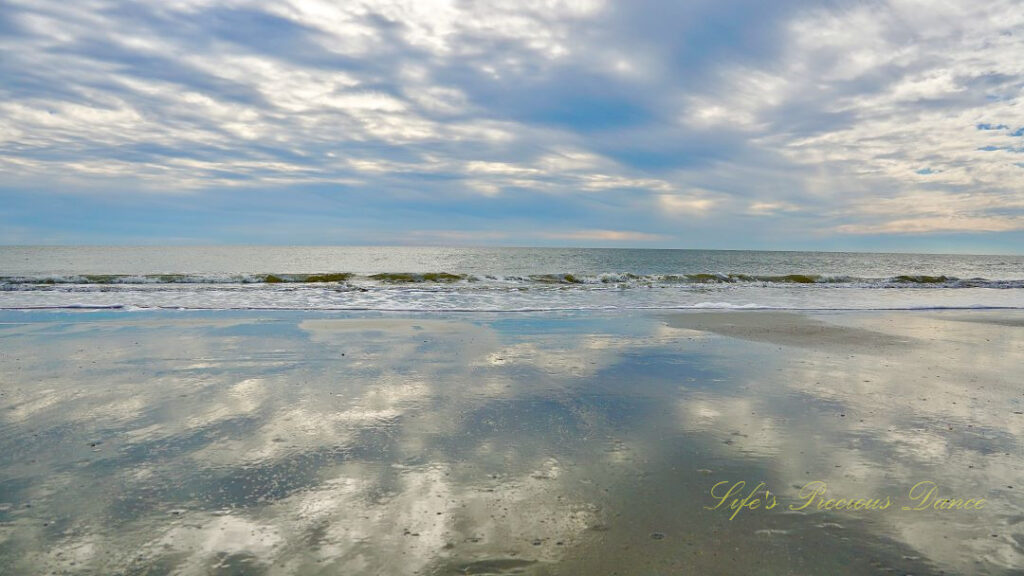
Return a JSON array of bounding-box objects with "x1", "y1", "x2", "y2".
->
[{"x1": 0, "y1": 310, "x2": 1021, "y2": 575}]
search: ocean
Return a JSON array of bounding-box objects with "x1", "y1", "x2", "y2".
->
[{"x1": 1, "y1": 246, "x2": 1023, "y2": 311}]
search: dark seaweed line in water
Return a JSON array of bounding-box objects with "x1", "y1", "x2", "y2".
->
[{"x1": 2, "y1": 273, "x2": 1023, "y2": 288}]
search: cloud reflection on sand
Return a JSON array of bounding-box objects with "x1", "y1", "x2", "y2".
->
[
  {"x1": 0, "y1": 310, "x2": 1020, "y2": 574},
  {"x1": 662, "y1": 311, "x2": 1023, "y2": 574}
]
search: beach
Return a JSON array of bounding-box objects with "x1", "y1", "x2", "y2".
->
[
  {"x1": 5, "y1": 0, "x2": 1024, "y2": 572},
  {"x1": 1, "y1": 309, "x2": 1020, "y2": 575}
]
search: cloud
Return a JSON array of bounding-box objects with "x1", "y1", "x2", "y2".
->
[
  {"x1": 747, "y1": 201, "x2": 802, "y2": 216},
  {"x1": 538, "y1": 229, "x2": 669, "y2": 242},
  {"x1": 657, "y1": 193, "x2": 717, "y2": 216},
  {"x1": 0, "y1": 0, "x2": 1022, "y2": 248},
  {"x1": 836, "y1": 216, "x2": 1024, "y2": 235},
  {"x1": 831, "y1": 189, "x2": 1024, "y2": 234}
]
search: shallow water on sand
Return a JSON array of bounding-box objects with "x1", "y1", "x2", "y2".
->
[{"x1": 0, "y1": 310, "x2": 1021, "y2": 575}]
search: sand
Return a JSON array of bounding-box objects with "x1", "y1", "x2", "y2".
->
[
  {"x1": 0, "y1": 309, "x2": 1020, "y2": 575},
  {"x1": 661, "y1": 310, "x2": 916, "y2": 352}
]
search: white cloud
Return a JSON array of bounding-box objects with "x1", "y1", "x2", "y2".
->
[
  {"x1": 670, "y1": 0, "x2": 1020, "y2": 235},
  {"x1": 747, "y1": 201, "x2": 802, "y2": 215},
  {"x1": 540, "y1": 229, "x2": 669, "y2": 242},
  {"x1": 658, "y1": 193, "x2": 717, "y2": 216},
  {"x1": 0, "y1": 0, "x2": 1022, "y2": 242}
]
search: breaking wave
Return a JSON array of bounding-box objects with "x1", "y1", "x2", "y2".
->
[{"x1": 3, "y1": 272, "x2": 1023, "y2": 289}]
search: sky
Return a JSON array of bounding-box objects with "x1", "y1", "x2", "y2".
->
[{"x1": 0, "y1": 0, "x2": 1022, "y2": 252}]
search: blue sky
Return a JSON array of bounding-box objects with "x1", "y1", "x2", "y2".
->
[{"x1": 1, "y1": 0, "x2": 1022, "y2": 252}]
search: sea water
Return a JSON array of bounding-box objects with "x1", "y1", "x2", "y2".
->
[{"x1": 1, "y1": 246, "x2": 1022, "y2": 311}]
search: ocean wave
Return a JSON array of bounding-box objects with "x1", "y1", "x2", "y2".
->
[
  {"x1": 2, "y1": 272, "x2": 1024, "y2": 289},
  {"x1": 0, "y1": 273, "x2": 353, "y2": 285}
]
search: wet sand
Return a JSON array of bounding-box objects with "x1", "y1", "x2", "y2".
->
[
  {"x1": 0, "y1": 309, "x2": 1021, "y2": 575},
  {"x1": 661, "y1": 310, "x2": 916, "y2": 352}
]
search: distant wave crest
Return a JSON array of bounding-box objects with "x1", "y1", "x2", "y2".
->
[{"x1": 3, "y1": 272, "x2": 1024, "y2": 289}]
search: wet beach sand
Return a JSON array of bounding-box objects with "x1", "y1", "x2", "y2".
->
[{"x1": 0, "y1": 309, "x2": 1021, "y2": 575}]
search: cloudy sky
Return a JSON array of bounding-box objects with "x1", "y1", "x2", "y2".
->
[{"x1": 1, "y1": 0, "x2": 1022, "y2": 251}]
